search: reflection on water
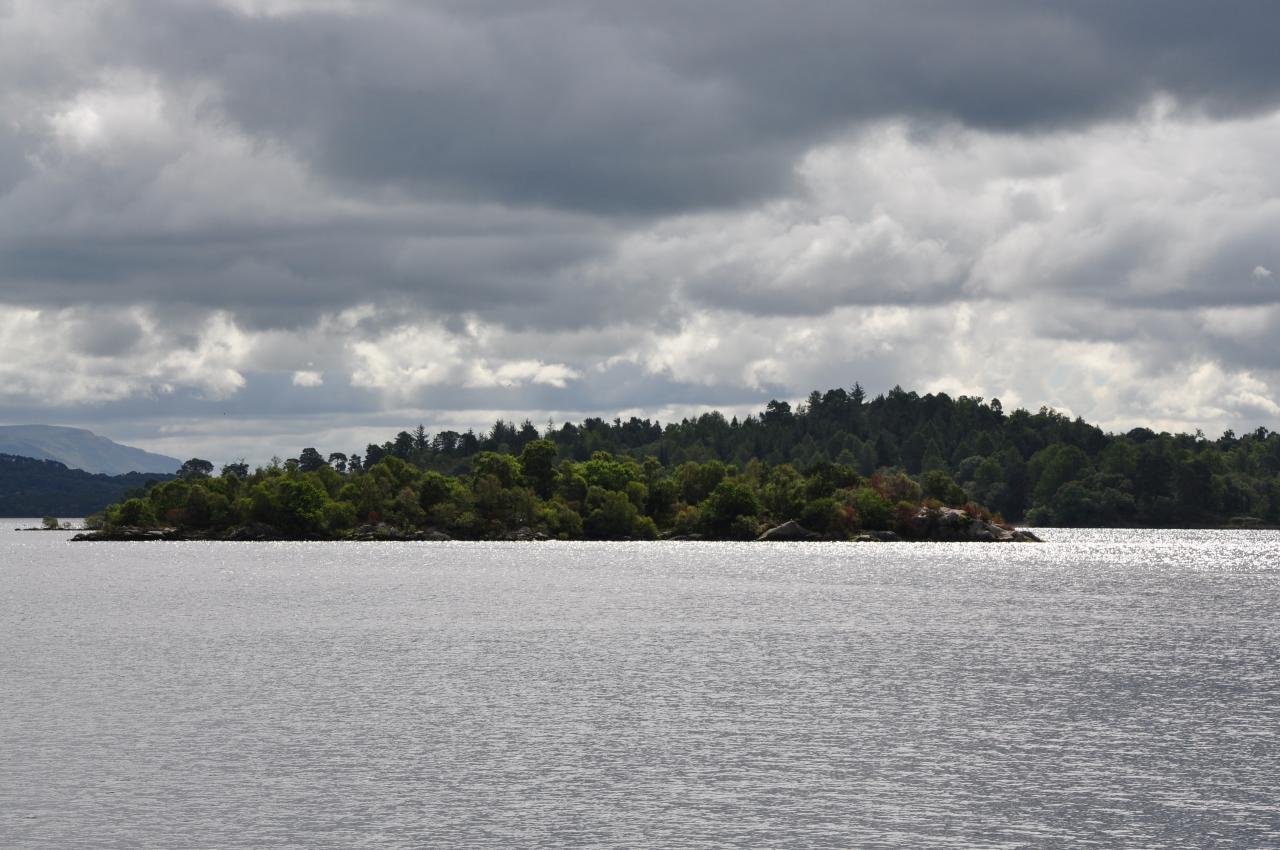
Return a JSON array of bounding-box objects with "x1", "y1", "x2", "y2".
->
[{"x1": 1, "y1": 529, "x2": 1277, "y2": 848}]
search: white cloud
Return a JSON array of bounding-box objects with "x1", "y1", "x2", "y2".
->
[
  {"x1": 6, "y1": 49, "x2": 1280, "y2": 451},
  {"x1": 47, "y1": 76, "x2": 168, "y2": 153},
  {"x1": 346, "y1": 318, "x2": 582, "y2": 395},
  {"x1": 475, "y1": 360, "x2": 581, "y2": 389},
  {"x1": 0, "y1": 306, "x2": 249, "y2": 405}
]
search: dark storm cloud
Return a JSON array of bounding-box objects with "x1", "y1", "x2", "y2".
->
[
  {"x1": 5, "y1": 0, "x2": 1280, "y2": 326},
  {"x1": 1, "y1": 215, "x2": 622, "y2": 329},
  {"x1": 103, "y1": 0, "x2": 1280, "y2": 214},
  {"x1": 4, "y1": 0, "x2": 1280, "y2": 445}
]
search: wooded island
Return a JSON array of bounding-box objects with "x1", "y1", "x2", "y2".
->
[{"x1": 77, "y1": 385, "x2": 1280, "y2": 541}]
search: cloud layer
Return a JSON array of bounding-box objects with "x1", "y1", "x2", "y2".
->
[{"x1": 2, "y1": 0, "x2": 1279, "y2": 460}]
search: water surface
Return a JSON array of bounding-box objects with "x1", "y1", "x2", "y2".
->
[{"x1": 2, "y1": 527, "x2": 1277, "y2": 848}]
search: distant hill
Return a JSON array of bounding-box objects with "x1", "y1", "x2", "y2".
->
[
  {"x1": 0, "y1": 425, "x2": 180, "y2": 475},
  {"x1": 0, "y1": 454, "x2": 173, "y2": 518}
]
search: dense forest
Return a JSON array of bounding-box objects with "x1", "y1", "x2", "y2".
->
[
  {"x1": 90, "y1": 385, "x2": 1280, "y2": 538},
  {"x1": 0, "y1": 454, "x2": 172, "y2": 517}
]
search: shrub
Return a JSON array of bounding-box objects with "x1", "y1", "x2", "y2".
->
[
  {"x1": 699, "y1": 480, "x2": 762, "y2": 535},
  {"x1": 106, "y1": 498, "x2": 158, "y2": 529},
  {"x1": 851, "y1": 488, "x2": 895, "y2": 531},
  {"x1": 919, "y1": 469, "x2": 967, "y2": 506}
]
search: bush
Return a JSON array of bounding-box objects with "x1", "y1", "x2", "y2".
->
[
  {"x1": 672, "y1": 504, "x2": 701, "y2": 536},
  {"x1": 727, "y1": 515, "x2": 761, "y2": 541},
  {"x1": 539, "y1": 499, "x2": 584, "y2": 539},
  {"x1": 584, "y1": 487, "x2": 650, "y2": 539},
  {"x1": 799, "y1": 498, "x2": 841, "y2": 533},
  {"x1": 851, "y1": 488, "x2": 894, "y2": 531},
  {"x1": 324, "y1": 501, "x2": 358, "y2": 532},
  {"x1": 106, "y1": 498, "x2": 158, "y2": 528},
  {"x1": 919, "y1": 470, "x2": 967, "y2": 506},
  {"x1": 699, "y1": 480, "x2": 762, "y2": 535}
]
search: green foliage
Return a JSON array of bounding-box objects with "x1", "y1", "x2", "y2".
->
[
  {"x1": 1030, "y1": 444, "x2": 1091, "y2": 505},
  {"x1": 297, "y1": 448, "x2": 328, "y2": 473},
  {"x1": 106, "y1": 498, "x2": 158, "y2": 528},
  {"x1": 261, "y1": 477, "x2": 330, "y2": 535},
  {"x1": 41, "y1": 515, "x2": 60, "y2": 529},
  {"x1": 699, "y1": 479, "x2": 762, "y2": 536},
  {"x1": 580, "y1": 452, "x2": 643, "y2": 492},
  {"x1": 676, "y1": 460, "x2": 727, "y2": 504},
  {"x1": 760, "y1": 464, "x2": 806, "y2": 521},
  {"x1": 798, "y1": 498, "x2": 851, "y2": 535},
  {"x1": 538, "y1": 499, "x2": 584, "y2": 539},
  {"x1": 919, "y1": 470, "x2": 967, "y2": 506},
  {"x1": 87, "y1": 384, "x2": 1280, "y2": 537},
  {"x1": 802, "y1": 462, "x2": 861, "y2": 500},
  {"x1": 418, "y1": 471, "x2": 457, "y2": 510},
  {"x1": 583, "y1": 487, "x2": 657, "y2": 539},
  {"x1": 470, "y1": 452, "x2": 521, "y2": 489},
  {"x1": 518, "y1": 439, "x2": 559, "y2": 498},
  {"x1": 178, "y1": 458, "x2": 214, "y2": 480},
  {"x1": 872, "y1": 471, "x2": 922, "y2": 505},
  {"x1": 851, "y1": 488, "x2": 894, "y2": 531}
]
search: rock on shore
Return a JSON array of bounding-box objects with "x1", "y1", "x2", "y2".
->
[
  {"x1": 901, "y1": 507, "x2": 1041, "y2": 542},
  {"x1": 757, "y1": 520, "x2": 821, "y2": 541},
  {"x1": 755, "y1": 509, "x2": 1040, "y2": 543}
]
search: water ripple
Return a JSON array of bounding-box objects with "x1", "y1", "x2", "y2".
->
[{"x1": 1, "y1": 528, "x2": 1277, "y2": 848}]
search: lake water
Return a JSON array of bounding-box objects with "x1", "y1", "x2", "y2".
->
[{"x1": 1, "y1": 527, "x2": 1277, "y2": 849}]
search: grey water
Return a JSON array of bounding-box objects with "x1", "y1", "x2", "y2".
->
[{"x1": 1, "y1": 527, "x2": 1277, "y2": 849}]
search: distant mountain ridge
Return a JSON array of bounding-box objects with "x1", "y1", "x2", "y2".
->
[
  {"x1": 0, "y1": 425, "x2": 180, "y2": 475},
  {"x1": 0, "y1": 454, "x2": 173, "y2": 517}
]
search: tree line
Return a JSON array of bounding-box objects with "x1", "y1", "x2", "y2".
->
[
  {"x1": 97, "y1": 384, "x2": 1280, "y2": 536},
  {"x1": 0, "y1": 454, "x2": 172, "y2": 518}
]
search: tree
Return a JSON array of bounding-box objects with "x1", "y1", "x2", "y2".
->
[
  {"x1": 178, "y1": 458, "x2": 214, "y2": 480},
  {"x1": 921, "y1": 440, "x2": 948, "y2": 472},
  {"x1": 255, "y1": 477, "x2": 328, "y2": 535},
  {"x1": 676, "y1": 460, "x2": 727, "y2": 504},
  {"x1": 221, "y1": 460, "x2": 250, "y2": 478},
  {"x1": 392, "y1": 431, "x2": 415, "y2": 459},
  {"x1": 83, "y1": 379, "x2": 1280, "y2": 538},
  {"x1": 581, "y1": 452, "x2": 642, "y2": 492},
  {"x1": 470, "y1": 452, "x2": 521, "y2": 488},
  {"x1": 583, "y1": 487, "x2": 657, "y2": 540},
  {"x1": 762, "y1": 400, "x2": 794, "y2": 427},
  {"x1": 418, "y1": 471, "x2": 457, "y2": 511},
  {"x1": 106, "y1": 498, "x2": 157, "y2": 528},
  {"x1": 297, "y1": 447, "x2": 328, "y2": 473},
  {"x1": 518, "y1": 439, "x2": 559, "y2": 498},
  {"x1": 919, "y1": 469, "x2": 966, "y2": 506},
  {"x1": 516, "y1": 420, "x2": 541, "y2": 449},
  {"x1": 699, "y1": 479, "x2": 762, "y2": 536},
  {"x1": 364, "y1": 443, "x2": 387, "y2": 469},
  {"x1": 851, "y1": 488, "x2": 894, "y2": 531},
  {"x1": 1029, "y1": 444, "x2": 1090, "y2": 506}
]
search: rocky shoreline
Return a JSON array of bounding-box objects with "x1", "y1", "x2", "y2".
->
[{"x1": 71, "y1": 507, "x2": 1042, "y2": 543}]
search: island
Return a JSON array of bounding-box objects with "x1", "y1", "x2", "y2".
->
[{"x1": 73, "y1": 384, "x2": 1280, "y2": 542}]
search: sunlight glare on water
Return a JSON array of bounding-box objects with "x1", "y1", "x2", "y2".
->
[{"x1": 1, "y1": 527, "x2": 1277, "y2": 849}]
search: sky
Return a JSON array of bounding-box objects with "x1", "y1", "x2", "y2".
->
[{"x1": 2, "y1": 0, "x2": 1280, "y2": 464}]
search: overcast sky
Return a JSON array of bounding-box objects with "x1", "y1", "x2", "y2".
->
[{"x1": 3, "y1": 0, "x2": 1279, "y2": 463}]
